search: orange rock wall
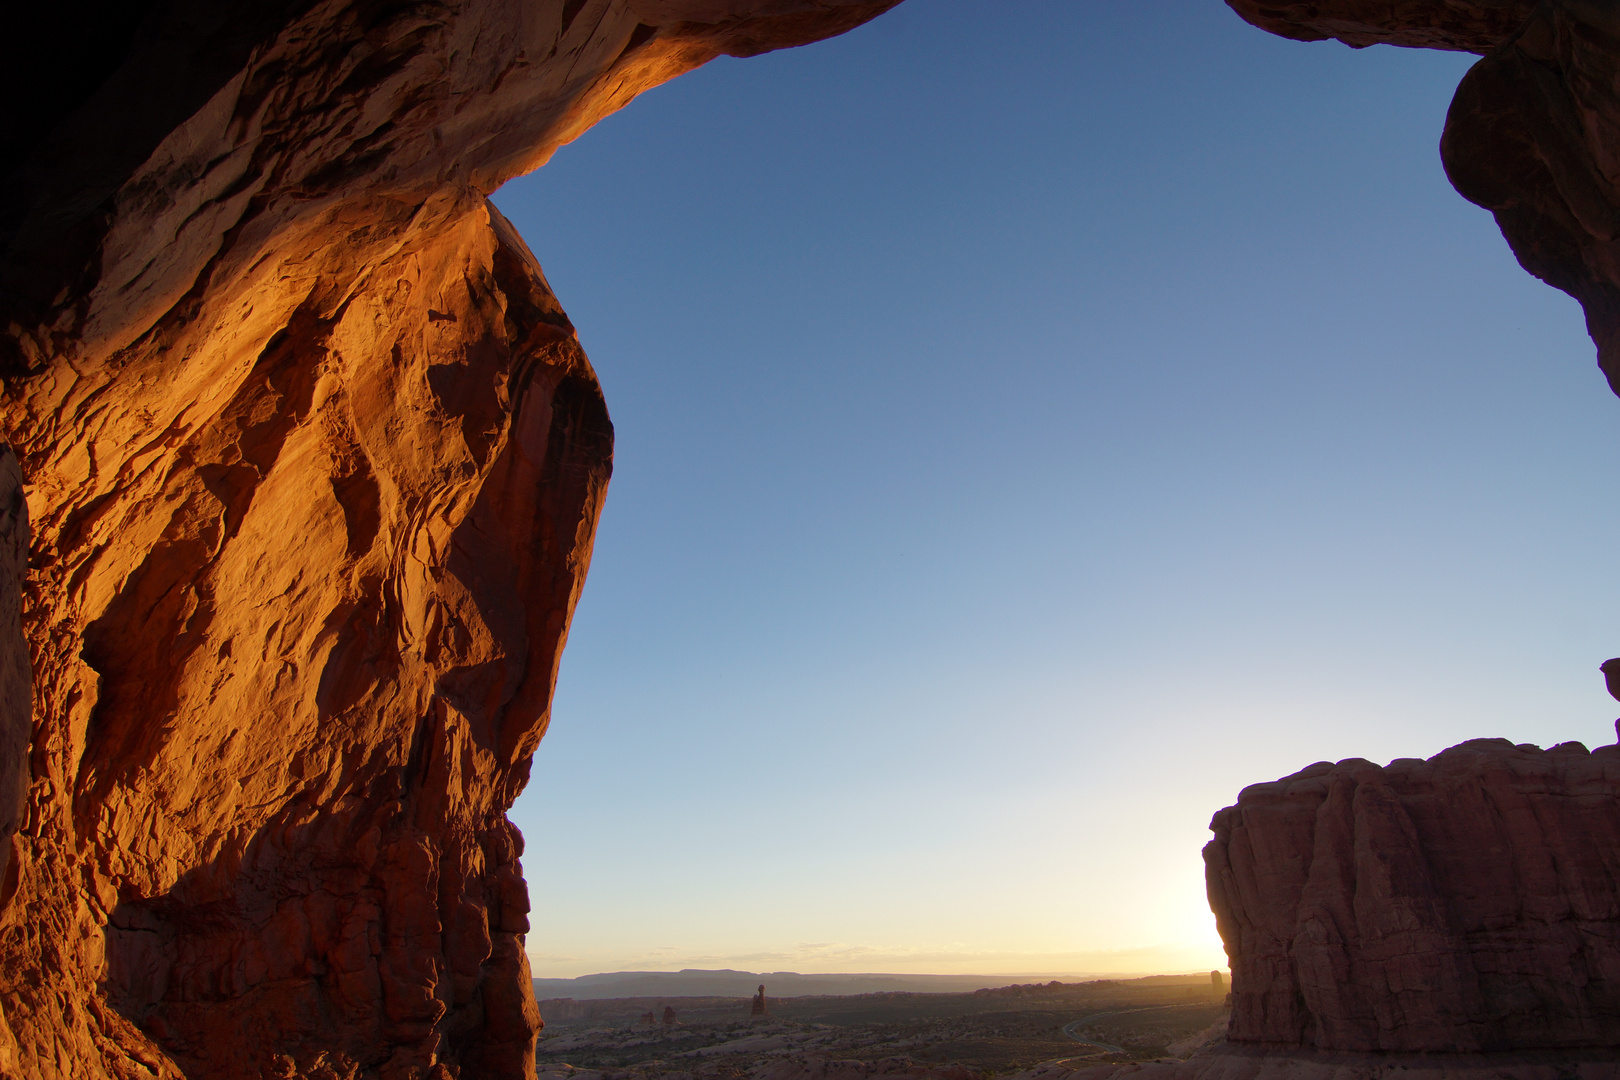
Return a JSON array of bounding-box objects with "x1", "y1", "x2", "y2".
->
[
  {"x1": 0, "y1": 3, "x2": 897, "y2": 1078},
  {"x1": 0, "y1": 445, "x2": 30, "y2": 903}
]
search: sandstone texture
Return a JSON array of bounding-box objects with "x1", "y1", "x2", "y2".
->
[
  {"x1": 0, "y1": 445, "x2": 31, "y2": 902},
  {"x1": 0, "y1": 2, "x2": 897, "y2": 1079},
  {"x1": 1205, "y1": 739, "x2": 1620, "y2": 1051},
  {"x1": 9, "y1": 0, "x2": 1620, "y2": 1077}
]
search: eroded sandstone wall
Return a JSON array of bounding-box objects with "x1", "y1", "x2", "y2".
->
[
  {"x1": 0, "y1": 445, "x2": 31, "y2": 905},
  {"x1": 1205, "y1": 739, "x2": 1620, "y2": 1051},
  {"x1": 0, "y1": 2, "x2": 898, "y2": 1078}
]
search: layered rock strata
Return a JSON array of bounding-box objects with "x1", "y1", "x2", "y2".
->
[
  {"x1": 0, "y1": 2, "x2": 897, "y2": 1079},
  {"x1": 1205, "y1": 738, "x2": 1620, "y2": 1051}
]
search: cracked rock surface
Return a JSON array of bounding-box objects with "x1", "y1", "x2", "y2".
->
[{"x1": 0, "y1": 2, "x2": 896, "y2": 1078}]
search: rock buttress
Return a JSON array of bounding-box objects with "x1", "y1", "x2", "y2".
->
[
  {"x1": 1205, "y1": 739, "x2": 1620, "y2": 1050},
  {"x1": 0, "y1": 2, "x2": 899, "y2": 1078}
]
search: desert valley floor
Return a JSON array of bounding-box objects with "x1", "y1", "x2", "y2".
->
[{"x1": 533, "y1": 976, "x2": 1227, "y2": 1080}]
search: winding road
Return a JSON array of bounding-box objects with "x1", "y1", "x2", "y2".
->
[
  {"x1": 1054, "y1": 1016, "x2": 1125, "y2": 1058},
  {"x1": 1048, "y1": 1003, "x2": 1220, "y2": 1062}
]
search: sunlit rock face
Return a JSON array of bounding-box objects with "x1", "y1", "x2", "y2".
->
[
  {"x1": 0, "y1": 2, "x2": 897, "y2": 1078},
  {"x1": 1229, "y1": 0, "x2": 1620, "y2": 397},
  {"x1": 1205, "y1": 739, "x2": 1620, "y2": 1051}
]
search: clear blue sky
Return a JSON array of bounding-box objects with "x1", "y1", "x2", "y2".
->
[{"x1": 493, "y1": 0, "x2": 1620, "y2": 979}]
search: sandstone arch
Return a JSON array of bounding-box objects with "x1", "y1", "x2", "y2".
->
[{"x1": 1, "y1": 1, "x2": 1616, "y2": 1076}]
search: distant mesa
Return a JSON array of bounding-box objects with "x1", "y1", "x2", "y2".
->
[{"x1": 530, "y1": 969, "x2": 1093, "y2": 1000}]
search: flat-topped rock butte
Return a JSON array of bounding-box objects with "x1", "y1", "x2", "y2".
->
[{"x1": 4, "y1": 1, "x2": 1620, "y2": 1077}]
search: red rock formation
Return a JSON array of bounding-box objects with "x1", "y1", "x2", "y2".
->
[
  {"x1": 1204, "y1": 739, "x2": 1620, "y2": 1051},
  {"x1": 1442, "y1": 4, "x2": 1620, "y2": 395},
  {"x1": 7, "y1": 0, "x2": 1620, "y2": 1076},
  {"x1": 0, "y1": 3, "x2": 897, "y2": 1079}
]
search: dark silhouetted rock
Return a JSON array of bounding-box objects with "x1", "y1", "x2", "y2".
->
[
  {"x1": 0, "y1": 447, "x2": 28, "y2": 915},
  {"x1": 1224, "y1": 0, "x2": 1537, "y2": 53},
  {"x1": 1601, "y1": 658, "x2": 1620, "y2": 703}
]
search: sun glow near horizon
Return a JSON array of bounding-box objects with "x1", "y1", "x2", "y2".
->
[
  {"x1": 501, "y1": 0, "x2": 1620, "y2": 990},
  {"x1": 524, "y1": 943, "x2": 1231, "y2": 983},
  {"x1": 523, "y1": 854, "x2": 1232, "y2": 981}
]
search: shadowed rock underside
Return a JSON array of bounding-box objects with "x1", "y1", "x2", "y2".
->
[{"x1": 1228, "y1": 1, "x2": 1620, "y2": 394}]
